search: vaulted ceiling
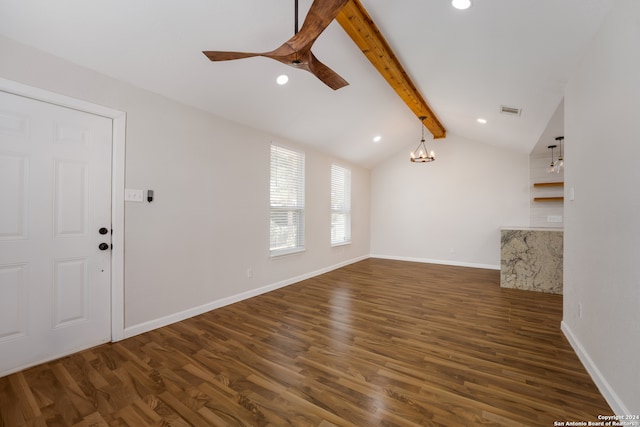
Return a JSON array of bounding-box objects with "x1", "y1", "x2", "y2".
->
[{"x1": 0, "y1": 0, "x2": 613, "y2": 167}]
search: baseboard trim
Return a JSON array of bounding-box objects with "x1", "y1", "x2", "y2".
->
[
  {"x1": 370, "y1": 254, "x2": 500, "y2": 270},
  {"x1": 561, "y1": 321, "x2": 628, "y2": 416},
  {"x1": 122, "y1": 255, "x2": 369, "y2": 340}
]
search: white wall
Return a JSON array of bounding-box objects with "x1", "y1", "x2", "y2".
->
[
  {"x1": 0, "y1": 36, "x2": 370, "y2": 335},
  {"x1": 562, "y1": 0, "x2": 640, "y2": 415},
  {"x1": 370, "y1": 133, "x2": 530, "y2": 269}
]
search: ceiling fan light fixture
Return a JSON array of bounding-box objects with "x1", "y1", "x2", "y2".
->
[{"x1": 452, "y1": 0, "x2": 471, "y2": 10}]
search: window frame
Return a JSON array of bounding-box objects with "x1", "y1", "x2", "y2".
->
[
  {"x1": 270, "y1": 143, "x2": 306, "y2": 257},
  {"x1": 330, "y1": 163, "x2": 352, "y2": 247}
]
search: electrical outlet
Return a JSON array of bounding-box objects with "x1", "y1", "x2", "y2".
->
[
  {"x1": 125, "y1": 189, "x2": 144, "y2": 202},
  {"x1": 547, "y1": 215, "x2": 563, "y2": 223},
  {"x1": 246, "y1": 267, "x2": 253, "y2": 278}
]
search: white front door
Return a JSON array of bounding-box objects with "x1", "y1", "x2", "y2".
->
[{"x1": 0, "y1": 90, "x2": 112, "y2": 376}]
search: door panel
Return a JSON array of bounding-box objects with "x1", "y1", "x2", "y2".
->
[
  {"x1": 53, "y1": 257, "x2": 88, "y2": 328},
  {"x1": 0, "y1": 263, "x2": 27, "y2": 341},
  {"x1": 54, "y1": 160, "x2": 89, "y2": 237},
  {"x1": 0, "y1": 90, "x2": 112, "y2": 376},
  {"x1": 0, "y1": 153, "x2": 28, "y2": 240}
]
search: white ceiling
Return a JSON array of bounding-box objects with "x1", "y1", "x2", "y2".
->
[{"x1": 0, "y1": 0, "x2": 612, "y2": 167}]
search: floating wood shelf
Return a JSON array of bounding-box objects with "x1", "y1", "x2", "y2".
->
[
  {"x1": 533, "y1": 182, "x2": 564, "y2": 187},
  {"x1": 533, "y1": 197, "x2": 564, "y2": 202}
]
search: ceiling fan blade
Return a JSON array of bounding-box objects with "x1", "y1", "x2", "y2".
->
[
  {"x1": 307, "y1": 52, "x2": 349, "y2": 90},
  {"x1": 288, "y1": 0, "x2": 349, "y2": 51},
  {"x1": 203, "y1": 51, "x2": 262, "y2": 61},
  {"x1": 262, "y1": 48, "x2": 348, "y2": 90}
]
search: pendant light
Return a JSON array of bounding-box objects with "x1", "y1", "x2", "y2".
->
[
  {"x1": 554, "y1": 136, "x2": 564, "y2": 174},
  {"x1": 546, "y1": 144, "x2": 557, "y2": 174},
  {"x1": 410, "y1": 116, "x2": 436, "y2": 163}
]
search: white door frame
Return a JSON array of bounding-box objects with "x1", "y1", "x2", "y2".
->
[{"x1": 0, "y1": 77, "x2": 126, "y2": 341}]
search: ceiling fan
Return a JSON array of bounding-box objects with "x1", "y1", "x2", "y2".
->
[{"x1": 203, "y1": 0, "x2": 349, "y2": 90}]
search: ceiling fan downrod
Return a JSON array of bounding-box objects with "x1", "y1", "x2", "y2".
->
[
  {"x1": 291, "y1": 0, "x2": 301, "y2": 65},
  {"x1": 294, "y1": 0, "x2": 299, "y2": 34}
]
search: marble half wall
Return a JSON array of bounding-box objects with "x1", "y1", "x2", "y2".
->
[{"x1": 500, "y1": 228, "x2": 563, "y2": 294}]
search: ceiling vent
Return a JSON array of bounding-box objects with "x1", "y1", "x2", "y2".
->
[{"x1": 500, "y1": 105, "x2": 522, "y2": 116}]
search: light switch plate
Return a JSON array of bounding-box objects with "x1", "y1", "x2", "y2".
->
[{"x1": 125, "y1": 189, "x2": 144, "y2": 202}]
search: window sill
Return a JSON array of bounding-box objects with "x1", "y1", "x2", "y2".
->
[
  {"x1": 331, "y1": 241, "x2": 352, "y2": 248},
  {"x1": 270, "y1": 247, "x2": 305, "y2": 258}
]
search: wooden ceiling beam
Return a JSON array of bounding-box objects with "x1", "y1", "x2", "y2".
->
[{"x1": 336, "y1": 0, "x2": 446, "y2": 139}]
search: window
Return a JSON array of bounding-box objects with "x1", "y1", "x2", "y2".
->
[
  {"x1": 331, "y1": 164, "x2": 351, "y2": 246},
  {"x1": 270, "y1": 144, "x2": 305, "y2": 256}
]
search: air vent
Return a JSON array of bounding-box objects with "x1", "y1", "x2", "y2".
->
[{"x1": 500, "y1": 105, "x2": 522, "y2": 116}]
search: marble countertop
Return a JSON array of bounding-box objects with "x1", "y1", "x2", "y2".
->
[
  {"x1": 500, "y1": 226, "x2": 563, "y2": 232},
  {"x1": 500, "y1": 227, "x2": 564, "y2": 294}
]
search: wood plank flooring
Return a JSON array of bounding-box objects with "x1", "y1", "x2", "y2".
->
[{"x1": 0, "y1": 259, "x2": 612, "y2": 426}]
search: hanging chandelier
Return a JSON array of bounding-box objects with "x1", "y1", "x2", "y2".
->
[{"x1": 410, "y1": 116, "x2": 435, "y2": 163}]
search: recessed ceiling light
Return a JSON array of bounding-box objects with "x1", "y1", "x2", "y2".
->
[
  {"x1": 276, "y1": 74, "x2": 289, "y2": 85},
  {"x1": 477, "y1": 118, "x2": 487, "y2": 124},
  {"x1": 452, "y1": 0, "x2": 471, "y2": 10},
  {"x1": 373, "y1": 135, "x2": 382, "y2": 143}
]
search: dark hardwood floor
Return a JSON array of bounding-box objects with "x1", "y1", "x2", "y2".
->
[{"x1": 0, "y1": 259, "x2": 612, "y2": 426}]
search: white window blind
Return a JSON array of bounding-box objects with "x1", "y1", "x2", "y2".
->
[
  {"x1": 331, "y1": 164, "x2": 351, "y2": 246},
  {"x1": 270, "y1": 144, "x2": 305, "y2": 255}
]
